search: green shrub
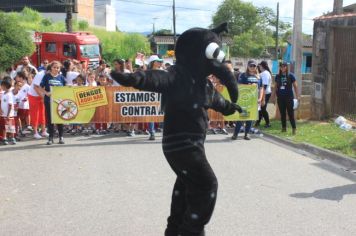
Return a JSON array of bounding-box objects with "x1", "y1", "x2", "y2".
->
[
  {"x1": 352, "y1": 137, "x2": 356, "y2": 152},
  {"x1": 0, "y1": 12, "x2": 35, "y2": 71}
]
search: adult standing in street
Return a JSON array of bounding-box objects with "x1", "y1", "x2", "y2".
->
[
  {"x1": 145, "y1": 55, "x2": 164, "y2": 141},
  {"x1": 37, "y1": 61, "x2": 66, "y2": 145},
  {"x1": 232, "y1": 59, "x2": 264, "y2": 140},
  {"x1": 255, "y1": 60, "x2": 272, "y2": 128},
  {"x1": 274, "y1": 62, "x2": 300, "y2": 135},
  {"x1": 16, "y1": 56, "x2": 38, "y2": 75}
]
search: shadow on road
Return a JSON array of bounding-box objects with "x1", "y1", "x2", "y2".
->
[{"x1": 290, "y1": 183, "x2": 356, "y2": 202}]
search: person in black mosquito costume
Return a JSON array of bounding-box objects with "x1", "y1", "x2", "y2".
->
[{"x1": 111, "y1": 23, "x2": 242, "y2": 236}]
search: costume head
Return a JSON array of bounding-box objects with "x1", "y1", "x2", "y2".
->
[
  {"x1": 175, "y1": 23, "x2": 227, "y2": 77},
  {"x1": 175, "y1": 22, "x2": 238, "y2": 103}
]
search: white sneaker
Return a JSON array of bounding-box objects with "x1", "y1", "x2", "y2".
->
[
  {"x1": 27, "y1": 126, "x2": 34, "y2": 131},
  {"x1": 34, "y1": 133, "x2": 42, "y2": 139},
  {"x1": 41, "y1": 132, "x2": 49, "y2": 137}
]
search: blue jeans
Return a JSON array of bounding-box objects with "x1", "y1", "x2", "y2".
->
[
  {"x1": 234, "y1": 121, "x2": 252, "y2": 136},
  {"x1": 149, "y1": 122, "x2": 155, "y2": 135}
]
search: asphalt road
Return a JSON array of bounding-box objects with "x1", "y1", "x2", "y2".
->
[{"x1": 1, "y1": 133, "x2": 356, "y2": 236}]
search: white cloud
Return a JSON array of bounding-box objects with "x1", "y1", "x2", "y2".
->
[{"x1": 114, "y1": 0, "x2": 356, "y2": 34}]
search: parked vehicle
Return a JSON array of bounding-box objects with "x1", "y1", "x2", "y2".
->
[{"x1": 30, "y1": 31, "x2": 101, "y2": 69}]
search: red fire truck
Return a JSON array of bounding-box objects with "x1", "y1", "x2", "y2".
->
[{"x1": 30, "y1": 31, "x2": 101, "y2": 69}]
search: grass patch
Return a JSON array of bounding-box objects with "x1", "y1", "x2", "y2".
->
[{"x1": 259, "y1": 120, "x2": 356, "y2": 158}]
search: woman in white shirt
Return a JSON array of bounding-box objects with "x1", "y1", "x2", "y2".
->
[{"x1": 256, "y1": 61, "x2": 272, "y2": 128}]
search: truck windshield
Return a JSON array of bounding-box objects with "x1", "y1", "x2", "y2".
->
[{"x1": 80, "y1": 44, "x2": 100, "y2": 58}]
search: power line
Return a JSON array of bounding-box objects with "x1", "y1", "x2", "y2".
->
[{"x1": 115, "y1": 0, "x2": 214, "y2": 12}]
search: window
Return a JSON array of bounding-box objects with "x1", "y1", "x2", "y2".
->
[
  {"x1": 63, "y1": 43, "x2": 77, "y2": 57},
  {"x1": 80, "y1": 44, "x2": 100, "y2": 58},
  {"x1": 306, "y1": 55, "x2": 312, "y2": 73},
  {"x1": 45, "y1": 42, "x2": 56, "y2": 53}
]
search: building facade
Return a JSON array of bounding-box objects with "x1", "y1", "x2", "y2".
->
[
  {"x1": 312, "y1": 2, "x2": 356, "y2": 120},
  {"x1": 0, "y1": 0, "x2": 95, "y2": 26},
  {"x1": 94, "y1": 0, "x2": 116, "y2": 32}
]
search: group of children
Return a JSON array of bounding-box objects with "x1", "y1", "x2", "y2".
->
[
  {"x1": 0, "y1": 72, "x2": 32, "y2": 145},
  {"x1": 0, "y1": 55, "x2": 174, "y2": 145}
]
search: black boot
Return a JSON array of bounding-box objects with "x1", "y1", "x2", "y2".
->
[
  {"x1": 177, "y1": 229, "x2": 206, "y2": 236},
  {"x1": 164, "y1": 228, "x2": 179, "y2": 236}
]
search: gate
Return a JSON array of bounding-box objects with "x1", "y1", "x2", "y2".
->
[{"x1": 332, "y1": 27, "x2": 356, "y2": 120}]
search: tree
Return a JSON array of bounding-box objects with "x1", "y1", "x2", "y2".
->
[
  {"x1": 212, "y1": 0, "x2": 291, "y2": 58},
  {"x1": 78, "y1": 20, "x2": 89, "y2": 31},
  {"x1": 212, "y1": 0, "x2": 258, "y2": 36},
  {"x1": 0, "y1": 12, "x2": 35, "y2": 71},
  {"x1": 93, "y1": 28, "x2": 151, "y2": 62},
  {"x1": 231, "y1": 30, "x2": 274, "y2": 58}
]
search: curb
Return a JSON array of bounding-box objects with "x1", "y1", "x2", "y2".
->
[{"x1": 261, "y1": 132, "x2": 356, "y2": 170}]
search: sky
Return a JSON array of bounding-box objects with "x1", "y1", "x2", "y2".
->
[{"x1": 113, "y1": 0, "x2": 356, "y2": 35}]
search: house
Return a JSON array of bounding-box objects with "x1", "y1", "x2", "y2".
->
[
  {"x1": 282, "y1": 37, "x2": 313, "y2": 74},
  {"x1": 269, "y1": 36, "x2": 313, "y2": 75},
  {"x1": 311, "y1": 0, "x2": 356, "y2": 119}
]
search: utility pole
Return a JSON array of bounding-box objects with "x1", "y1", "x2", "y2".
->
[
  {"x1": 152, "y1": 17, "x2": 158, "y2": 34},
  {"x1": 65, "y1": 0, "x2": 73, "y2": 33},
  {"x1": 275, "y1": 2, "x2": 279, "y2": 60},
  {"x1": 291, "y1": 0, "x2": 303, "y2": 96},
  {"x1": 173, "y1": 0, "x2": 177, "y2": 48}
]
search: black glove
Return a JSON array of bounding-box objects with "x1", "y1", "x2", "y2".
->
[
  {"x1": 221, "y1": 103, "x2": 243, "y2": 116},
  {"x1": 232, "y1": 103, "x2": 243, "y2": 113}
]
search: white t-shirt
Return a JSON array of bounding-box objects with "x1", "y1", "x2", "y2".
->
[
  {"x1": 10, "y1": 70, "x2": 17, "y2": 80},
  {"x1": 260, "y1": 70, "x2": 272, "y2": 95},
  {"x1": 12, "y1": 91, "x2": 20, "y2": 117},
  {"x1": 28, "y1": 70, "x2": 46, "y2": 97},
  {"x1": 109, "y1": 74, "x2": 120, "y2": 86},
  {"x1": 65, "y1": 71, "x2": 80, "y2": 85},
  {"x1": 1, "y1": 92, "x2": 15, "y2": 117},
  {"x1": 86, "y1": 81, "x2": 97, "y2": 87},
  {"x1": 18, "y1": 83, "x2": 30, "y2": 109},
  {"x1": 16, "y1": 64, "x2": 38, "y2": 74}
]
